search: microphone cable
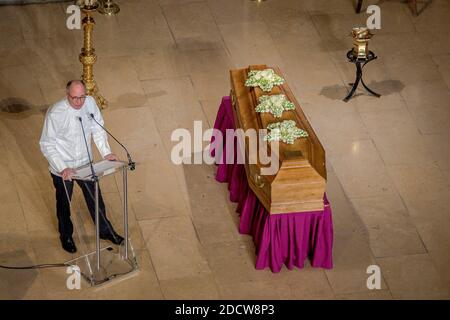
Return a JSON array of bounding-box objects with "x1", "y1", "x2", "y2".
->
[
  {"x1": 0, "y1": 118, "x2": 96, "y2": 271},
  {"x1": 0, "y1": 263, "x2": 68, "y2": 270},
  {"x1": 89, "y1": 113, "x2": 136, "y2": 170}
]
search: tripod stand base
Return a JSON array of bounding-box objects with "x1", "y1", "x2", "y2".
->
[
  {"x1": 343, "y1": 80, "x2": 381, "y2": 102},
  {"x1": 343, "y1": 49, "x2": 381, "y2": 102},
  {"x1": 65, "y1": 242, "x2": 138, "y2": 287}
]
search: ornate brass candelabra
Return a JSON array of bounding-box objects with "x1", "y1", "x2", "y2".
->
[{"x1": 76, "y1": 0, "x2": 120, "y2": 109}]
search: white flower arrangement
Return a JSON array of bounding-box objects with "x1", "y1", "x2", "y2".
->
[
  {"x1": 264, "y1": 120, "x2": 309, "y2": 144},
  {"x1": 245, "y1": 69, "x2": 285, "y2": 92},
  {"x1": 255, "y1": 94, "x2": 295, "y2": 118}
]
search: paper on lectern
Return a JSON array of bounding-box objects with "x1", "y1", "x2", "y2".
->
[{"x1": 73, "y1": 160, "x2": 126, "y2": 179}]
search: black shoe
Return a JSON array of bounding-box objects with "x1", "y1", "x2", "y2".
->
[
  {"x1": 60, "y1": 236, "x2": 77, "y2": 253},
  {"x1": 100, "y1": 232, "x2": 124, "y2": 245}
]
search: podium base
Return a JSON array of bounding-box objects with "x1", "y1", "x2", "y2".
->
[{"x1": 65, "y1": 242, "x2": 138, "y2": 287}]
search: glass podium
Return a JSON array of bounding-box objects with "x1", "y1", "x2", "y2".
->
[{"x1": 64, "y1": 160, "x2": 138, "y2": 286}]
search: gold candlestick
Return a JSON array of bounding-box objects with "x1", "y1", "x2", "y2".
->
[
  {"x1": 75, "y1": 0, "x2": 120, "y2": 109},
  {"x1": 351, "y1": 27, "x2": 373, "y2": 59},
  {"x1": 76, "y1": 0, "x2": 106, "y2": 109},
  {"x1": 98, "y1": 0, "x2": 120, "y2": 16}
]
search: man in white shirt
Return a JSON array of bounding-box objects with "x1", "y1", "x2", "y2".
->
[{"x1": 40, "y1": 80, "x2": 123, "y2": 253}]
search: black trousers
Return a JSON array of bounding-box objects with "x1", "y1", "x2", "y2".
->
[{"x1": 51, "y1": 173, "x2": 115, "y2": 238}]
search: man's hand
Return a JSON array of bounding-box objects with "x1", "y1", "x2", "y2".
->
[
  {"x1": 61, "y1": 168, "x2": 77, "y2": 181},
  {"x1": 104, "y1": 153, "x2": 118, "y2": 161}
]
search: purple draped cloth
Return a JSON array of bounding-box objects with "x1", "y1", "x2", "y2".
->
[{"x1": 211, "y1": 96, "x2": 333, "y2": 273}]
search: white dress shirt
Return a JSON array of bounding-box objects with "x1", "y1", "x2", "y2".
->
[{"x1": 39, "y1": 95, "x2": 112, "y2": 175}]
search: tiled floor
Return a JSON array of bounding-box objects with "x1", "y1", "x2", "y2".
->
[{"x1": 0, "y1": 0, "x2": 449, "y2": 299}]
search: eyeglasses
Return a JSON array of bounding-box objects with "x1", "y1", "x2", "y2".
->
[{"x1": 69, "y1": 95, "x2": 86, "y2": 101}]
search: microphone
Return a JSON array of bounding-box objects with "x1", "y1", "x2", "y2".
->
[
  {"x1": 88, "y1": 113, "x2": 136, "y2": 171},
  {"x1": 77, "y1": 116, "x2": 97, "y2": 180}
]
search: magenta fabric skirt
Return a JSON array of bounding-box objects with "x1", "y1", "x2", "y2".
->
[{"x1": 211, "y1": 96, "x2": 333, "y2": 273}]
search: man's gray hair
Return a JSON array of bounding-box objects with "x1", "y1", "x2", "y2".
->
[{"x1": 66, "y1": 80, "x2": 86, "y2": 91}]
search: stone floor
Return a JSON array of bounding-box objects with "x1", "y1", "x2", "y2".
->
[{"x1": 0, "y1": 0, "x2": 450, "y2": 300}]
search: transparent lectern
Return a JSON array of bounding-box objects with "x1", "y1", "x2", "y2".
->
[{"x1": 65, "y1": 160, "x2": 138, "y2": 286}]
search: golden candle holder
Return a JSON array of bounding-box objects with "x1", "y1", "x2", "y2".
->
[
  {"x1": 98, "y1": 0, "x2": 120, "y2": 15},
  {"x1": 351, "y1": 27, "x2": 373, "y2": 59},
  {"x1": 75, "y1": 0, "x2": 120, "y2": 109}
]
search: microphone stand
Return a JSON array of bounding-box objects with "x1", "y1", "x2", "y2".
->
[
  {"x1": 78, "y1": 116, "x2": 101, "y2": 271},
  {"x1": 89, "y1": 113, "x2": 136, "y2": 171},
  {"x1": 78, "y1": 117, "x2": 97, "y2": 181}
]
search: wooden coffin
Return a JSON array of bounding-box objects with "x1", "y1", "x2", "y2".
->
[{"x1": 230, "y1": 65, "x2": 327, "y2": 214}]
